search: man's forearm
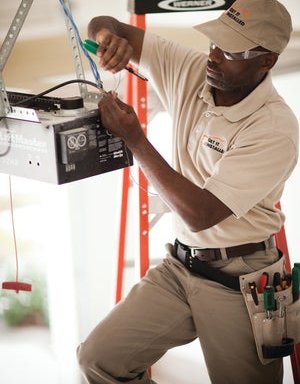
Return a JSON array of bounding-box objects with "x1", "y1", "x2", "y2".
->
[{"x1": 128, "y1": 135, "x2": 232, "y2": 232}]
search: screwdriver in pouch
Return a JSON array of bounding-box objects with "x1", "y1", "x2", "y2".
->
[
  {"x1": 264, "y1": 286, "x2": 275, "y2": 319},
  {"x1": 258, "y1": 272, "x2": 269, "y2": 293},
  {"x1": 292, "y1": 265, "x2": 300, "y2": 302},
  {"x1": 277, "y1": 295, "x2": 287, "y2": 339},
  {"x1": 249, "y1": 281, "x2": 259, "y2": 305},
  {"x1": 273, "y1": 272, "x2": 281, "y2": 291}
]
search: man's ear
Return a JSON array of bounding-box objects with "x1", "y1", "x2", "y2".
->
[{"x1": 260, "y1": 53, "x2": 279, "y2": 71}]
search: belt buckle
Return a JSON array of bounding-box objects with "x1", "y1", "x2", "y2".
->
[
  {"x1": 190, "y1": 247, "x2": 200, "y2": 258},
  {"x1": 190, "y1": 247, "x2": 216, "y2": 262}
]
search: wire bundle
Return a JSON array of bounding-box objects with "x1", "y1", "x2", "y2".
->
[{"x1": 58, "y1": 0, "x2": 103, "y2": 89}]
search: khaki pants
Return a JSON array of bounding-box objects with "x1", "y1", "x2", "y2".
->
[{"x1": 77, "y1": 244, "x2": 283, "y2": 384}]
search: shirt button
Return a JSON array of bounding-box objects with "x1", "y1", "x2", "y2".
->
[{"x1": 204, "y1": 112, "x2": 212, "y2": 117}]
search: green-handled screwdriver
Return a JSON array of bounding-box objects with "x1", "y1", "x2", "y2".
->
[
  {"x1": 83, "y1": 39, "x2": 148, "y2": 81},
  {"x1": 264, "y1": 285, "x2": 275, "y2": 319},
  {"x1": 292, "y1": 265, "x2": 300, "y2": 302}
]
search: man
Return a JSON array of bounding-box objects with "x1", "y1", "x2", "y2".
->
[{"x1": 77, "y1": 0, "x2": 298, "y2": 383}]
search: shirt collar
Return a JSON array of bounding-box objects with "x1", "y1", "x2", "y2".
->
[{"x1": 198, "y1": 72, "x2": 275, "y2": 122}]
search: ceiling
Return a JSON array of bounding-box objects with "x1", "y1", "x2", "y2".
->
[{"x1": 1, "y1": 0, "x2": 300, "y2": 40}]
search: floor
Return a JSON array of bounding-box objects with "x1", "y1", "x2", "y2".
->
[{"x1": 0, "y1": 325, "x2": 295, "y2": 384}]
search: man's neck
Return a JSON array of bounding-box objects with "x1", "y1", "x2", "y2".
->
[
  {"x1": 213, "y1": 74, "x2": 267, "y2": 107},
  {"x1": 213, "y1": 84, "x2": 257, "y2": 107}
]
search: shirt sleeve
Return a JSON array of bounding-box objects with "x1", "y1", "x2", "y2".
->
[
  {"x1": 139, "y1": 32, "x2": 207, "y2": 114},
  {"x1": 203, "y1": 127, "x2": 298, "y2": 218}
]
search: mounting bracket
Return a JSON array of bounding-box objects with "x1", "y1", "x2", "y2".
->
[{"x1": 0, "y1": 0, "x2": 101, "y2": 117}]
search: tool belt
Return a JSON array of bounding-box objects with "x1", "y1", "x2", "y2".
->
[
  {"x1": 173, "y1": 238, "x2": 300, "y2": 364},
  {"x1": 174, "y1": 237, "x2": 276, "y2": 291},
  {"x1": 239, "y1": 257, "x2": 300, "y2": 364}
]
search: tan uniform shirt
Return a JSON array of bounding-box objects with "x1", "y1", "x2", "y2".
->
[{"x1": 139, "y1": 32, "x2": 299, "y2": 248}]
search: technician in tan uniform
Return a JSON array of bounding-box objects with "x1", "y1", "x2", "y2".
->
[{"x1": 77, "y1": 0, "x2": 299, "y2": 383}]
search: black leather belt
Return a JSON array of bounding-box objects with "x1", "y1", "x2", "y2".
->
[
  {"x1": 173, "y1": 237, "x2": 277, "y2": 291},
  {"x1": 175, "y1": 237, "x2": 276, "y2": 263}
]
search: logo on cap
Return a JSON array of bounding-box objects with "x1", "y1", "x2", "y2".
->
[
  {"x1": 158, "y1": 0, "x2": 225, "y2": 11},
  {"x1": 225, "y1": 6, "x2": 252, "y2": 26}
]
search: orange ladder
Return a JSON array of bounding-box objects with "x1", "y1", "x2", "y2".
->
[
  {"x1": 115, "y1": 14, "x2": 149, "y2": 304},
  {"x1": 275, "y1": 203, "x2": 300, "y2": 382}
]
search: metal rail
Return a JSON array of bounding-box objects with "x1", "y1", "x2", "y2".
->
[{"x1": 0, "y1": 0, "x2": 101, "y2": 117}]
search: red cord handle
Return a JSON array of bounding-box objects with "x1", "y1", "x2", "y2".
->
[{"x1": 2, "y1": 281, "x2": 32, "y2": 293}]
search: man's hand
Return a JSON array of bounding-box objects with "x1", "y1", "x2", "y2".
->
[
  {"x1": 88, "y1": 16, "x2": 145, "y2": 73},
  {"x1": 98, "y1": 93, "x2": 145, "y2": 147},
  {"x1": 94, "y1": 28, "x2": 133, "y2": 73}
]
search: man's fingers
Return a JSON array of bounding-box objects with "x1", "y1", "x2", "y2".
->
[
  {"x1": 97, "y1": 93, "x2": 142, "y2": 143},
  {"x1": 95, "y1": 30, "x2": 132, "y2": 72},
  {"x1": 99, "y1": 93, "x2": 133, "y2": 115},
  {"x1": 98, "y1": 94, "x2": 121, "y2": 123},
  {"x1": 95, "y1": 29, "x2": 111, "y2": 52},
  {"x1": 114, "y1": 97, "x2": 134, "y2": 113},
  {"x1": 98, "y1": 94, "x2": 113, "y2": 112}
]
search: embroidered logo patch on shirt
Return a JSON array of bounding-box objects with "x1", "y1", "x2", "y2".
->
[{"x1": 201, "y1": 134, "x2": 227, "y2": 154}]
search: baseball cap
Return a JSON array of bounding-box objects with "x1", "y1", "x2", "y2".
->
[{"x1": 193, "y1": 0, "x2": 292, "y2": 54}]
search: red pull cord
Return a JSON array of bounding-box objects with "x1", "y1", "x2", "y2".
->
[{"x1": 2, "y1": 176, "x2": 31, "y2": 293}]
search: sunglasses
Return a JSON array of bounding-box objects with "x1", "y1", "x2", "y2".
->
[{"x1": 210, "y1": 43, "x2": 271, "y2": 61}]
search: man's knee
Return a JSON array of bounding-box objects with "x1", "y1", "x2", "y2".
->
[
  {"x1": 77, "y1": 341, "x2": 96, "y2": 373},
  {"x1": 77, "y1": 340, "x2": 153, "y2": 384},
  {"x1": 77, "y1": 338, "x2": 125, "y2": 381}
]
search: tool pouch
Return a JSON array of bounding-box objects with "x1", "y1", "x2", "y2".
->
[{"x1": 239, "y1": 254, "x2": 300, "y2": 364}]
